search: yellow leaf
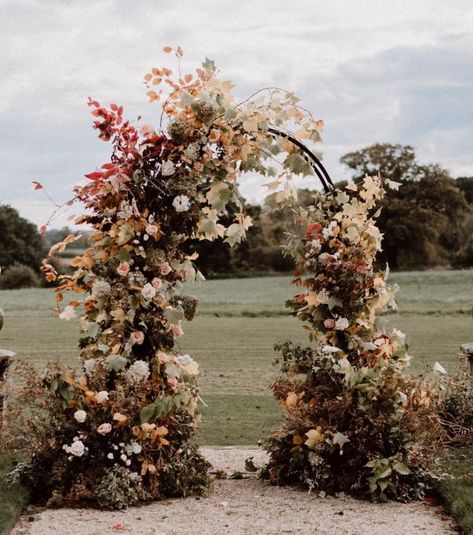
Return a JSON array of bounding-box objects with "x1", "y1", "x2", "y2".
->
[
  {"x1": 304, "y1": 292, "x2": 319, "y2": 307},
  {"x1": 305, "y1": 427, "x2": 325, "y2": 448}
]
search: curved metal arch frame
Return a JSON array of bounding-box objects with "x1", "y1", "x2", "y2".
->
[{"x1": 268, "y1": 127, "x2": 335, "y2": 193}]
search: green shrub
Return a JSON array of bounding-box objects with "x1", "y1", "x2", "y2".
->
[{"x1": 0, "y1": 264, "x2": 40, "y2": 290}]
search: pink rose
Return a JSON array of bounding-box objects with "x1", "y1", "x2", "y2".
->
[
  {"x1": 160, "y1": 262, "x2": 172, "y2": 275},
  {"x1": 145, "y1": 224, "x2": 159, "y2": 238},
  {"x1": 152, "y1": 277, "x2": 163, "y2": 289},
  {"x1": 132, "y1": 331, "x2": 145, "y2": 345},
  {"x1": 97, "y1": 423, "x2": 112, "y2": 435},
  {"x1": 172, "y1": 322, "x2": 184, "y2": 337},
  {"x1": 324, "y1": 318, "x2": 336, "y2": 329},
  {"x1": 167, "y1": 377, "x2": 178, "y2": 389},
  {"x1": 117, "y1": 262, "x2": 130, "y2": 276}
]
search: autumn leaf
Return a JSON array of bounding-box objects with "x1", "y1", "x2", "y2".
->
[
  {"x1": 163, "y1": 46, "x2": 173, "y2": 54},
  {"x1": 305, "y1": 427, "x2": 325, "y2": 448},
  {"x1": 32, "y1": 180, "x2": 43, "y2": 190}
]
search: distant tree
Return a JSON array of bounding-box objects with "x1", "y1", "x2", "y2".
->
[
  {"x1": 341, "y1": 144, "x2": 468, "y2": 269},
  {"x1": 456, "y1": 176, "x2": 473, "y2": 204},
  {"x1": 0, "y1": 205, "x2": 44, "y2": 271},
  {"x1": 43, "y1": 227, "x2": 91, "y2": 250}
]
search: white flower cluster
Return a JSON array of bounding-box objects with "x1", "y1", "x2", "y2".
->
[
  {"x1": 173, "y1": 195, "x2": 191, "y2": 212},
  {"x1": 183, "y1": 142, "x2": 200, "y2": 161},
  {"x1": 161, "y1": 160, "x2": 176, "y2": 176},
  {"x1": 125, "y1": 360, "x2": 150, "y2": 383},
  {"x1": 92, "y1": 279, "x2": 111, "y2": 298},
  {"x1": 106, "y1": 441, "x2": 142, "y2": 466}
]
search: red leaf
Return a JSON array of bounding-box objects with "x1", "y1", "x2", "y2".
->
[
  {"x1": 101, "y1": 163, "x2": 115, "y2": 170},
  {"x1": 84, "y1": 172, "x2": 102, "y2": 180},
  {"x1": 32, "y1": 181, "x2": 43, "y2": 190}
]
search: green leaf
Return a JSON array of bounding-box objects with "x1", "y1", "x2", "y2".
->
[
  {"x1": 163, "y1": 306, "x2": 185, "y2": 324},
  {"x1": 106, "y1": 355, "x2": 128, "y2": 372},
  {"x1": 393, "y1": 462, "x2": 411, "y2": 475},
  {"x1": 140, "y1": 404, "x2": 156, "y2": 424},
  {"x1": 378, "y1": 467, "x2": 392, "y2": 479}
]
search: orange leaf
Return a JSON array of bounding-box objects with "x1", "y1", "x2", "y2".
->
[{"x1": 162, "y1": 46, "x2": 172, "y2": 54}]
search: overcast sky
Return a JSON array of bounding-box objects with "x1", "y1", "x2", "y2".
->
[{"x1": 1, "y1": 0, "x2": 472, "y2": 229}]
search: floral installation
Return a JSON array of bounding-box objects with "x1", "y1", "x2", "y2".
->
[
  {"x1": 3, "y1": 47, "x2": 326, "y2": 508},
  {"x1": 264, "y1": 176, "x2": 445, "y2": 501}
]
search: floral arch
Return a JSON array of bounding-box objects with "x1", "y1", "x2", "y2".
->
[{"x1": 9, "y1": 50, "x2": 440, "y2": 508}]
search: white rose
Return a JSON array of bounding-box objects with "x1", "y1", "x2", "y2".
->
[
  {"x1": 96, "y1": 391, "x2": 109, "y2": 402},
  {"x1": 141, "y1": 283, "x2": 157, "y2": 300},
  {"x1": 70, "y1": 440, "x2": 85, "y2": 457},
  {"x1": 131, "y1": 442, "x2": 142, "y2": 454},
  {"x1": 74, "y1": 410, "x2": 87, "y2": 423}
]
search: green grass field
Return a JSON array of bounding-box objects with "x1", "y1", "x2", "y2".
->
[{"x1": 0, "y1": 270, "x2": 472, "y2": 533}]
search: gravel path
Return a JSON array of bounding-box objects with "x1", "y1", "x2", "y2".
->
[{"x1": 12, "y1": 447, "x2": 455, "y2": 535}]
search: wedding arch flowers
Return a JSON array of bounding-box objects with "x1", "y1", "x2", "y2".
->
[
  {"x1": 264, "y1": 176, "x2": 444, "y2": 500},
  {"x1": 6, "y1": 48, "x2": 327, "y2": 508}
]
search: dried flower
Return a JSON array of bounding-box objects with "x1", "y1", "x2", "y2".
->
[
  {"x1": 92, "y1": 280, "x2": 111, "y2": 298},
  {"x1": 173, "y1": 195, "x2": 191, "y2": 212},
  {"x1": 161, "y1": 160, "x2": 175, "y2": 176},
  {"x1": 125, "y1": 360, "x2": 150, "y2": 383}
]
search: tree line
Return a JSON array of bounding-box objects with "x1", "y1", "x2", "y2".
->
[{"x1": 1, "y1": 143, "x2": 472, "y2": 285}]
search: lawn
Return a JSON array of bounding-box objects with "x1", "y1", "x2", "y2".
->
[{"x1": 0, "y1": 270, "x2": 473, "y2": 533}]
